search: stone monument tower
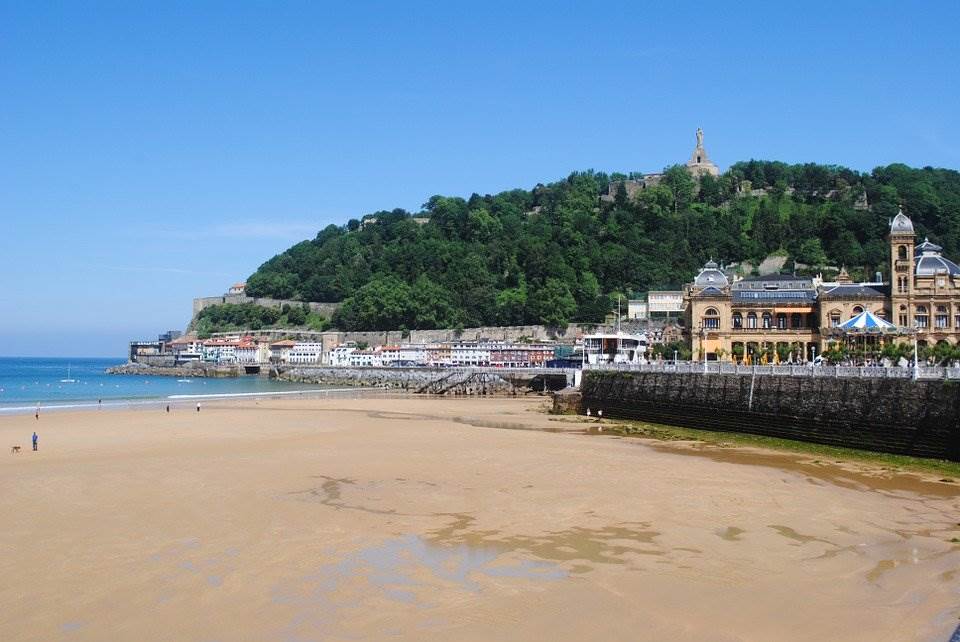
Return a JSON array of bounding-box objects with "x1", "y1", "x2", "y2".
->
[{"x1": 686, "y1": 127, "x2": 720, "y2": 178}]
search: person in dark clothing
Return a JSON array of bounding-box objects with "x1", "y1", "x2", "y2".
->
[
  {"x1": 166, "y1": 404, "x2": 170, "y2": 413},
  {"x1": 32, "y1": 432, "x2": 38, "y2": 452}
]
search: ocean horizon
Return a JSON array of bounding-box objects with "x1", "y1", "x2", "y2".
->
[{"x1": 0, "y1": 356, "x2": 330, "y2": 413}]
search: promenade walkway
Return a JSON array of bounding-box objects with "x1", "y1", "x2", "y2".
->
[{"x1": 585, "y1": 361, "x2": 960, "y2": 380}]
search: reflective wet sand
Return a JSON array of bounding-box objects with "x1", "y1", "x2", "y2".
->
[{"x1": 1, "y1": 396, "x2": 958, "y2": 641}]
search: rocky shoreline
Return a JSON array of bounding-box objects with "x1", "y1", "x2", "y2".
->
[
  {"x1": 277, "y1": 366, "x2": 519, "y2": 393},
  {"x1": 106, "y1": 362, "x2": 244, "y2": 378}
]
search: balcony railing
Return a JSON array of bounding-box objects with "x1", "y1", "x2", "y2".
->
[
  {"x1": 584, "y1": 361, "x2": 959, "y2": 380},
  {"x1": 728, "y1": 326, "x2": 816, "y2": 332}
]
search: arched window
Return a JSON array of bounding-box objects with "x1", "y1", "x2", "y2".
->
[
  {"x1": 915, "y1": 305, "x2": 929, "y2": 329},
  {"x1": 852, "y1": 305, "x2": 864, "y2": 317},
  {"x1": 762, "y1": 312, "x2": 773, "y2": 329},
  {"x1": 899, "y1": 304, "x2": 908, "y2": 327},
  {"x1": 776, "y1": 313, "x2": 787, "y2": 329},
  {"x1": 732, "y1": 312, "x2": 743, "y2": 329},
  {"x1": 703, "y1": 307, "x2": 720, "y2": 329},
  {"x1": 829, "y1": 310, "x2": 841, "y2": 327},
  {"x1": 791, "y1": 313, "x2": 802, "y2": 329},
  {"x1": 936, "y1": 305, "x2": 949, "y2": 329},
  {"x1": 746, "y1": 312, "x2": 758, "y2": 329},
  {"x1": 898, "y1": 245, "x2": 907, "y2": 260}
]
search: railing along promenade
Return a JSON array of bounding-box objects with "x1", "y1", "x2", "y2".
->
[{"x1": 584, "y1": 361, "x2": 960, "y2": 380}]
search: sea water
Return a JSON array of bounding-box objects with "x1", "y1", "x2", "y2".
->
[{"x1": 0, "y1": 357, "x2": 331, "y2": 414}]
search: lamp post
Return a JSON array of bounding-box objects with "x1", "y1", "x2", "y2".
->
[
  {"x1": 700, "y1": 322, "x2": 708, "y2": 374},
  {"x1": 913, "y1": 325, "x2": 919, "y2": 381}
]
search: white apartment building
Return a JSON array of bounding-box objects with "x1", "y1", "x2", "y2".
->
[
  {"x1": 288, "y1": 342, "x2": 324, "y2": 364},
  {"x1": 450, "y1": 341, "x2": 493, "y2": 366},
  {"x1": 234, "y1": 342, "x2": 260, "y2": 364},
  {"x1": 327, "y1": 343, "x2": 357, "y2": 366},
  {"x1": 347, "y1": 350, "x2": 379, "y2": 367},
  {"x1": 203, "y1": 340, "x2": 238, "y2": 363}
]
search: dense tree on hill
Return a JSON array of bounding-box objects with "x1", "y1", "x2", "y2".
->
[
  {"x1": 193, "y1": 302, "x2": 329, "y2": 337},
  {"x1": 243, "y1": 162, "x2": 960, "y2": 331}
]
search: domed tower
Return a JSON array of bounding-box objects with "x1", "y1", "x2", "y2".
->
[{"x1": 889, "y1": 207, "x2": 915, "y2": 326}]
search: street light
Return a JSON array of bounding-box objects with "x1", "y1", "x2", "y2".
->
[
  {"x1": 913, "y1": 323, "x2": 919, "y2": 381},
  {"x1": 699, "y1": 322, "x2": 708, "y2": 374}
]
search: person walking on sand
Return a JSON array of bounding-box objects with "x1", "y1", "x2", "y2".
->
[
  {"x1": 35, "y1": 407, "x2": 39, "y2": 421},
  {"x1": 32, "y1": 431, "x2": 38, "y2": 452},
  {"x1": 166, "y1": 404, "x2": 170, "y2": 413},
  {"x1": 196, "y1": 402, "x2": 201, "y2": 413}
]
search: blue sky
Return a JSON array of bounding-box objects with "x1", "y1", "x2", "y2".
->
[{"x1": 2, "y1": 1, "x2": 959, "y2": 357}]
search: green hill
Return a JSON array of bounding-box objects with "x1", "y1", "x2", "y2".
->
[{"x1": 245, "y1": 161, "x2": 960, "y2": 331}]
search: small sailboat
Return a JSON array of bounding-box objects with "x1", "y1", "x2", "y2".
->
[
  {"x1": 60, "y1": 364, "x2": 77, "y2": 383},
  {"x1": 176, "y1": 379, "x2": 192, "y2": 383}
]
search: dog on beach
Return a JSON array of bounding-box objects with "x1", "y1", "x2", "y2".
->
[{"x1": 10, "y1": 445, "x2": 21, "y2": 454}]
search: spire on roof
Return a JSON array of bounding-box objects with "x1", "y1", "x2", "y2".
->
[{"x1": 890, "y1": 205, "x2": 915, "y2": 234}]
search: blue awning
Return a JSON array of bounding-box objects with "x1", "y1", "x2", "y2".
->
[{"x1": 836, "y1": 310, "x2": 898, "y2": 334}]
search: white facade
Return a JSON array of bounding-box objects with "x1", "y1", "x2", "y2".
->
[
  {"x1": 288, "y1": 342, "x2": 323, "y2": 364},
  {"x1": 648, "y1": 291, "x2": 684, "y2": 314},
  {"x1": 327, "y1": 344, "x2": 357, "y2": 366},
  {"x1": 347, "y1": 350, "x2": 379, "y2": 367},
  {"x1": 628, "y1": 300, "x2": 648, "y2": 319},
  {"x1": 234, "y1": 344, "x2": 260, "y2": 364},
  {"x1": 582, "y1": 333, "x2": 648, "y2": 365},
  {"x1": 203, "y1": 342, "x2": 238, "y2": 363},
  {"x1": 450, "y1": 341, "x2": 493, "y2": 366}
]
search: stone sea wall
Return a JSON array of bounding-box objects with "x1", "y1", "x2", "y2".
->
[
  {"x1": 580, "y1": 371, "x2": 960, "y2": 461},
  {"x1": 107, "y1": 362, "x2": 244, "y2": 378},
  {"x1": 278, "y1": 366, "x2": 522, "y2": 395}
]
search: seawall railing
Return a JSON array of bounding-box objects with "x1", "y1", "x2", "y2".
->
[{"x1": 584, "y1": 361, "x2": 960, "y2": 380}]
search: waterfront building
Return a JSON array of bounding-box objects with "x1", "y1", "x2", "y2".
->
[
  {"x1": 889, "y1": 209, "x2": 960, "y2": 348},
  {"x1": 202, "y1": 339, "x2": 239, "y2": 364},
  {"x1": 426, "y1": 343, "x2": 451, "y2": 366},
  {"x1": 347, "y1": 349, "x2": 379, "y2": 367},
  {"x1": 129, "y1": 341, "x2": 164, "y2": 361},
  {"x1": 450, "y1": 341, "x2": 493, "y2": 366},
  {"x1": 166, "y1": 336, "x2": 203, "y2": 362},
  {"x1": 489, "y1": 344, "x2": 554, "y2": 367},
  {"x1": 685, "y1": 208, "x2": 960, "y2": 361},
  {"x1": 686, "y1": 269, "x2": 819, "y2": 362},
  {"x1": 327, "y1": 343, "x2": 358, "y2": 366},
  {"x1": 581, "y1": 332, "x2": 649, "y2": 365},
  {"x1": 268, "y1": 339, "x2": 296, "y2": 364},
  {"x1": 234, "y1": 339, "x2": 262, "y2": 364},
  {"x1": 287, "y1": 342, "x2": 324, "y2": 365}
]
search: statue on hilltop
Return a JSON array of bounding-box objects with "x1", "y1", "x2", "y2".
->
[{"x1": 696, "y1": 127, "x2": 704, "y2": 148}]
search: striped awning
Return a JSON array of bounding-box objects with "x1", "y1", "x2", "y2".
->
[{"x1": 836, "y1": 310, "x2": 898, "y2": 334}]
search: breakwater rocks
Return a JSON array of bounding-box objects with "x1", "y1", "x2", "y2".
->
[
  {"x1": 278, "y1": 366, "x2": 520, "y2": 394},
  {"x1": 580, "y1": 371, "x2": 960, "y2": 461},
  {"x1": 106, "y1": 362, "x2": 244, "y2": 378}
]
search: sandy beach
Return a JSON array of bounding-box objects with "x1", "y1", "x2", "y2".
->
[{"x1": 1, "y1": 395, "x2": 958, "y2": 641}]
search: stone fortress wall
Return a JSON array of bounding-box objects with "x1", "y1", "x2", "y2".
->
[
  {"x1": 580, "y1": 370, "x2": 960, "y2": 461},
  {"x1": 191, "y1": 294, "x2": 341, "y2": 320}
]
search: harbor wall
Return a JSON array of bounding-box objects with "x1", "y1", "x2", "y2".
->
[{"x1": 580, "y1": 371, "x2": 960, "y2": 461}]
